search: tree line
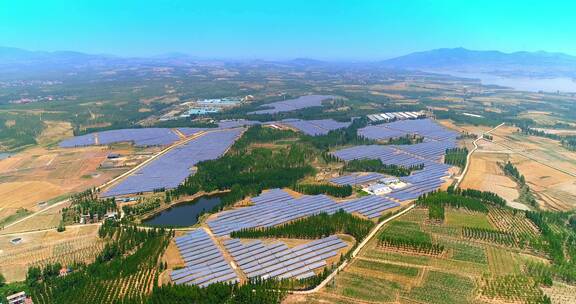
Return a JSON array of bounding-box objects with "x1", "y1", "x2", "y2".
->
[
  {"x1": 501, "y1": 161, "x2": 538, "y2": 207},
  {"x1": 377, "y1": 235, "x2": 444, "y2": 255},
  {"x1": 444, "y1": 147, "x2": 468, "y2": 168},
  {"x1": 519, "y1": 126, "x2": 576, "y2": 151},
  {"x1": 416, "y1": 191, "x2": 490, "y2": 214},
  {"x1": 231, "y1": 210, "x2": 374, "y2": 242},
  {"x1": 291, "y1": 183, "x2": 352, "y2": 198},
  {"x1": 343, "y1": 158, "x2": 424, "y2": 177}
]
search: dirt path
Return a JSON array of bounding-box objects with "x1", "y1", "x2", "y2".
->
[
  {"x1": 292, "y1": 204, "x2": 415, "y2": 295},
  {"x1": 1, "y1": 128, "x2": 239, "y2": 234},
  {"x1": 205, "y1": 228, "x2": 247, "y2": 284},
  {"x1": 0, "y1": 199, "x2": 71, "y2": 233},
  {"x1": 455, "y1": 122, "x2": 505, "y2": 188}
]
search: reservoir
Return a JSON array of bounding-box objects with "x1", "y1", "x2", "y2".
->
[
  {"x1": 433, "y1": 70, "x2": 576, "y2": 93},
  {"x1": 143, "y1": 194, "x2": 223, "y2": 227}
]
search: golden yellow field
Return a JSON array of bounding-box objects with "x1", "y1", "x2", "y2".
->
[
  {"x1": 446, "y1": 120, "x2": 576, "y2": 211},
  {"x1": 0, "y1": 145, "x2": 128, "y2": 223},
  {"x1": 0, "y1": 224, "x2": 102, "y2": 282},
  {"x1": 460, "y1": 152, "x2": 521, "y2": 207}
]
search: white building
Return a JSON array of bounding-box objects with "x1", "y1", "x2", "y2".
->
[
  {"x1": 364, "y1": 183, "x2": 392, "y2": 195},
  {"x1": 6, "y1": 291, "x2": 29, "y2": 304}
]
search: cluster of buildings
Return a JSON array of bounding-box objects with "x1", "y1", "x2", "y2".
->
[
  {"x1": 361, "y1": 177, "x2": 407, "y2": 195},
  {"x1": 367, "y1": 111, "x2": 425, "y2": 122},
  {"x1": 161, "y1": 96, "x2": 253, "y2": 121}
]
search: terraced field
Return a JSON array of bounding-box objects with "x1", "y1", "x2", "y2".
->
[{"x1": 286, "y1": 205, "x2": 552, "y2": 304}]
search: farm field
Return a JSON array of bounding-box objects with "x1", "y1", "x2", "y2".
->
[
  {"x1": 285, "y1": 206, "x2": 552, "y2": 304},
  {"x1": 479, "y1": 126, "x2": 576, "y2": 211},
  {"x1": 0, "y1": 201, "x2": 70, "y2": 234},
  {"x1": 460, "y1": 152, "x2": 522, "y2": 208},
  {"x1": 0, "y1": 143, "x2": 138, "y2": 226},
  {"x1": 442, "y1": 118, "x2": 576, "y2": 211},
  {"x1": 0, "y1": 225, "x2": 102, "y2": 282}
]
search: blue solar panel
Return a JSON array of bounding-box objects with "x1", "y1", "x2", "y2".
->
[
  {"x1": 280, "y1": 119, "x2": 351, "y2": 136},
  {"x1": 102, "y1": 129, "x2": 242, "y2": 197},
  {"x1": 170, "y1": 229, "x2": 238, "y2": 287},
  {"x1": 60, "y1": 128, "x2": 181, "y2": 147},
  {"x1": 248, "y1": 95, "x2": 334, "y2": 114}
]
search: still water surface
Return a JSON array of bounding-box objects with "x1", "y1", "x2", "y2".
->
[{"x1": 143, "y1": 194, "x2": 223, "y2": 227}]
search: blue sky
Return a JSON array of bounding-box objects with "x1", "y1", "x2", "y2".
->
[{"x1": 1, "y1": 0, "x2": 575, "y2": 60}]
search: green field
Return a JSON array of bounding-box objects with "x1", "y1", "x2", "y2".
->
[
  {"x1": 353, "y1": 259, "x2": 420, "y2": 278},
  {"x1": 403, "y1": 271, "x2": 475, "y2": 304},
  {"x1": 445, "y1": 210, "x2": 493, "y2": 229}
]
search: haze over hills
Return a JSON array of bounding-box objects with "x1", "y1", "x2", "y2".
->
[
  {"x1": 380, "y1": 47, "x2": 576, "y2": 77},
  {"x1": 2, "y1": 46, "x2": 576, "y2": 78}
]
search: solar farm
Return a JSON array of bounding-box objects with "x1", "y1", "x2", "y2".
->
[
  {"x1": 359, "y1": 118, "x2": 458, "y2": 141},
  {"x1": 207, "y1": 189, "x2": 399, "y2": 238},
  {"x1": 366, "y1": 111, "x2": 425, "y2": 122},
  {"x1": 170, "y1": 226, "x2": 349, "y2": 287},
  {"x1": 248, "y1": 95, "x2": 334, "y2": 114},
  {"x1": 102, "y1": 128, "x2": 243, "y2": 197},
  {"x1": 52, "y1": 113, "x2": 464, "y2": 291},
  {"x1": 224, "y1": 235, "x2": 346, "y2": 281},
  {"x1": 280, "y1": 119, "x2": 351, "y2": 136},
  {"x1": 332, "y1": 119, "x2": 459, "y2": 200},
  {"x1": 59, "y1": 127, "x2": 200, "y2": 148},
  {"x1": 170, "y1": 229, "x2": 239, "y2": 287}
]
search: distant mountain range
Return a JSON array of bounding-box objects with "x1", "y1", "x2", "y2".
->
[
  {"x1": 380, "y1": 47, "x2": 576, "y2": 77},
  {"x1": 1, "y1": 46, "x2": 575, "y2": 78}
]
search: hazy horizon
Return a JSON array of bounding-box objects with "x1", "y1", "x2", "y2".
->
[{"x1": 2, "y1": 0, "x2": 576, "y2": 60}]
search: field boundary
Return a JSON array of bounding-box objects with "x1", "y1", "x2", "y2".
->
[
  {"x1": 292, "y1": 203, "x2": 415, "y2": 295},
  {"x1": 455, "y1": 122, "x2": 504, "y2": 188}
]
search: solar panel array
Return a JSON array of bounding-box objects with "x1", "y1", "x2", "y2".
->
[
  {"x1": 281, "y1": 119, "x2": 351, "y2": 136},
  {"x1": 217, "y1": 119, "x2": 261, "y2": 129},
  {"x1": 59, "y1": 133, "x2": 95, "y2": 147},
  {"x1": 359, "y1": 118, "x2": 458, "y2": 142},
  {"x1": 170, "y1": 229, "x2": 239, "y2": 287},
  {"x1": 367, "y1": 111, "x2": 423, "y2": 122},
  {"x1": 223, "y1": 236, "x2": 346, "y2": 280},
  {"x1": 177, "y1": 127, "x2": 208, "y2": 136},
  {"x1": 332, "y1": 119, "x2": 458, "y2": 201},
  {"x1": 102, "y1": 129, "x2": 242, "y2": 197},
  {"x1": 207, "y1": 189, "x2": 399, "y2": 237},
  {"x1": 330, "y1": 172, "x2": 385, "y2": 186},
  {"x1": 60, "y1": 128, "x2": 182, "y2": 148},
  {"x1": 388, "y1": 162, "x2": 451, "y2": 201},
  {"x1": 248, "y1": 95, "x2": 334, "y2": 115}
]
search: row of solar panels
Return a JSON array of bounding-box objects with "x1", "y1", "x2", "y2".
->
[
  {"x1": 329, "y1": 172, "x2": 385, "y2": 186},
  {"x1": 367, "y1": 111, "x2": 424, "y2": 122},
  {"x1": 223, "y1": 236, "x2": 346, "y2": 281},
  {"x1": 102, "y1": 128, "x2": 243, "y2": 197},
  {"x1": 360, "y1": 118, "x2": 459, "y2": 143},
  {"x1": 248, "y1": 95, "x2": 334, "y2": 115},
  {"x1": 170, "y1": 229, "x2": 238, "y2": 287},
  {"x1": 280, "y1": 119, "x2": 351, "y2": 136},
  {"x1": 207, "y1": 189, "x2": 400, "y2": 237},
  {"x1": 330, "y1": 119, "x2": 458, "y2": 201},
  {"x1": 60, "y1": 128, "x2": 207, "y2": 148}
]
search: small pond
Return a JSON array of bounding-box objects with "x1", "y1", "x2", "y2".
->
[{"x1": 142, "y1": 194, "x2": 223, "y2": 227}]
